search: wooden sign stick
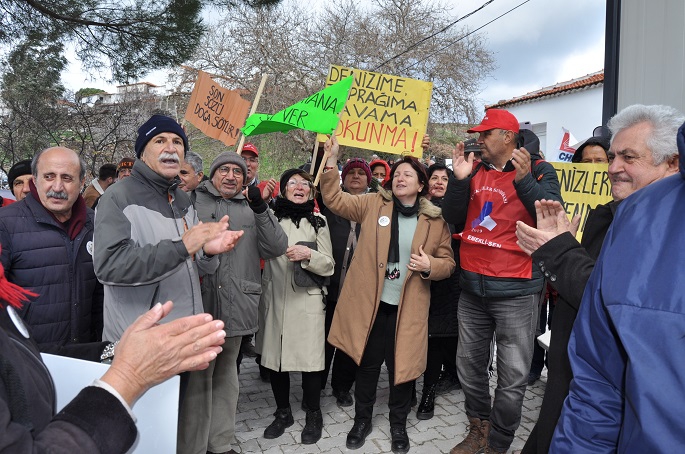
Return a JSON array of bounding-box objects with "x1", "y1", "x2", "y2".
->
[{"x1": 236, "y1": 73, "x2": 269, "y2": 154}]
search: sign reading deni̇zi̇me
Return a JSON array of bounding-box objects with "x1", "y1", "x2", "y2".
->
[
  {"x1": 184, "y1": 70, "x2": 251, "y2": 146},
  {"x1": 321, "y1": 65, "x2": 433, "y2": 156}
]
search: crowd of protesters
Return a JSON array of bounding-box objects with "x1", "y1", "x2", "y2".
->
[{"x1": 2, "y1": 103, "x2": 684, "y2": 454}]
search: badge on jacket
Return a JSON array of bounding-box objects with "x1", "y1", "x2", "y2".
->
[
  {"x1": 378, "y1": 216, "x2": 390, "y2": 227},
  {"x1": 87, "y1": 241, "x2": 94, "y2": 256}
]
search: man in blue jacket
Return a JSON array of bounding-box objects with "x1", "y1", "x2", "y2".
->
[
  {"x1": 0, "y1": 147, "x2": 103, "y2": 348},
  {"x1": 551, "y1": 120, "x2": 685, "y2": 452}
]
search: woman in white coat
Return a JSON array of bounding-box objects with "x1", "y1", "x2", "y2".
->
[{"x1": 257, "y1": 168, "x2": 335, "y2": 445}]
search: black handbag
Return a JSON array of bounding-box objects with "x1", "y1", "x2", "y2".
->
[{"x1": 293, "y1": 241, "x2": 330, "y2": 288}]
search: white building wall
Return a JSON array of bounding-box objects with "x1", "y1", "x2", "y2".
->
[
  {"x1": 618, "y1": 1, "x2": 685, "y2": 113},
  {"x1": 501, "y1": 85, "x2": 603, "y2": 161}
]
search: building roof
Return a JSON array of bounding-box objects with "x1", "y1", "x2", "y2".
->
[
  {"x1": 115, "y1": 81, "x2": 160, "y2": 88},
  {"x1": 487, "y1": 71, "x2": 604, "y2": 109}
]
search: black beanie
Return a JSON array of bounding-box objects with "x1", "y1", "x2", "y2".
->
[
  {"x1": 8, "y1": 159, "x2": 32, "y2": 190},
  {"x1": 135, "y1": 115, "x2": 188, "y2": 158}
]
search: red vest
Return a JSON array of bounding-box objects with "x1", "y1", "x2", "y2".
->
[{"x1": 459, "y1": 167, "x2": 535, "y2": 279}]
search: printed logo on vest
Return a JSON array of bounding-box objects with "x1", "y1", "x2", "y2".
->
[{"x1": 471, "y1": 201, "x2": 497, "y2": 231}]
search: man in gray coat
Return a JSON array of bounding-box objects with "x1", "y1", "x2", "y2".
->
[
  {"x1": 178, "y1": 151, "x2": 288, "y2": 454},
  {"x1": 93, "y1": 116, "x2": 243, "y2": 452}
]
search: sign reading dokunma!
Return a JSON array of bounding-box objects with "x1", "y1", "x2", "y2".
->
[
  {"x1": 323, "y1": 65, "x2": 433, "y2": 156},
  {"x1": 551, "y1": 162, "x2": 613, "y2": 241},
  {"x1": 184, "y1": 71, "x2": 251, "y2": 146}
]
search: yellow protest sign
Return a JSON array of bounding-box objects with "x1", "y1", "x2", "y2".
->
[
  {"x1": 319, "y1": 65, "x2": 433, "y2": 156},
  {"x1": 184, "y1": 71, "x2": 251, "y2": 146},
  {"x1": 551, "y1": 162, "x2": 613, "y2": 240}
]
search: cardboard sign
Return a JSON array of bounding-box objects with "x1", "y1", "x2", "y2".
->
[
  {"x1": 320, "y1": 65, "x2": 433, "y2": 156},
  {"x1": 551, "y1": 162, "x2": 613, "y2": 240},
  {"x1": 184, "y1": 70, "x2": 251, "y2": 146}
]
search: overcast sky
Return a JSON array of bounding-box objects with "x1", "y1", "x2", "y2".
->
[{"x1": 61, "y1": 0, "x2": 606, "y2": 113}]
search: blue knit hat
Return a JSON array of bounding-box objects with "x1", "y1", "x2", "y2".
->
[{"x1": 135, "y1": 115, "x2": 188, "y2": 158}]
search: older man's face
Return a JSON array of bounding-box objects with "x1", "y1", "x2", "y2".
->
[
  {"x1": 12, "y1": 174, "x2": 33, "y2": 201},
  {"x1": 178, "y1": 161, "x2": 202, "y2": 192},
  {"x1": 241, "y1": 151, "x2": 259, "y2": 182},
  {"x1": 608, "y1": 121, "x2": 678, "y2": 201},
  {"x1": 141, "y1": 132, "x2": 185, "y2": 180},
  {"x1": 34, "y1": 147, "x2": 84, "y2": 222}
]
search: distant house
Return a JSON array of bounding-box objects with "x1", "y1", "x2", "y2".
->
[
  {"x1": 98, "y1": 82, "x2": 165, "y2": 105},
  {"x1": 487, "y1": 71, "x2": 604, "y2": 161}
]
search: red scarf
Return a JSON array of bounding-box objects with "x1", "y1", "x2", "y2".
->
[{"x1": 29, "y1": 180, "x2": 87, "y2": 240}]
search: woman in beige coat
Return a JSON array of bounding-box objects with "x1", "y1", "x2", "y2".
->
[
  {"x1": 256, "y1": 168, "x2": 334, "y2": 445},
  {"x1": 320, "y1": 137, "x2": 455, "y2": 454}
]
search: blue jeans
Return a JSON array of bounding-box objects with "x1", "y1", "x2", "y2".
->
[{"x1": 457, "y1": 291, "x2": 539, "y2": 451}]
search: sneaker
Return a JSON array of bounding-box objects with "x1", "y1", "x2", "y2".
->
[
  {"x1": 435, "y1": 372, "x2": 462, "y2": 395},
  {"x1": 332, "y1": 388, "x2": 354, "y2": 407},
  {"x1": 449, "y1": 417, "x2": 490, "y2": 454}
]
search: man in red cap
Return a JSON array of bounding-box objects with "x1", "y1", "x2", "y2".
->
[{"x1": 443, "y1": 109, "x2": 562, "y2": 454}]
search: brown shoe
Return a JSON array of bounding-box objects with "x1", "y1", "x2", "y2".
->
[
  {"x1": 481, "y1": 445, "x2": 507, "y2": 454},
  {"x1": 450, "y1": 417, "x2": 490, "y2": 454}
]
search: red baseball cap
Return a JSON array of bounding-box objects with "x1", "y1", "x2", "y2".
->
[
  {"x1": 467, "y1": 109, "x2": 520, "y2": 134},
  {"x1": 241, "y1": 143, "x2": 259, "y2": 157}
]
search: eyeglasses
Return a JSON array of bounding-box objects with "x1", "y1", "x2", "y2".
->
[
  {"x1": 286, "y1": 179, "x2": 312, "y2": 189},
  {"x1": 217, "y1": 166, "x2": 243, "y2": 177},
  {"x1": 243, "y1": 157, "x2": 259, "y2": 164}
]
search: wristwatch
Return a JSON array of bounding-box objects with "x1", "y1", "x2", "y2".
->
[{"x1": 100, "y1": 340, "x2": 119, "y2": 364}]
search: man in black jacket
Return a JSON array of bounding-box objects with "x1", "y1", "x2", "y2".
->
[
  {"x1": 0, "y1": 147, "x2": 103, "y2": 348},
  {"x1": 516, "y1": 103, "x2": 684, "y2": 454}
]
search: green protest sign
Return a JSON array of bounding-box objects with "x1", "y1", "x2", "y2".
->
[{"x1": 242, "y1": 75, "x2": 354, "y2": 137}]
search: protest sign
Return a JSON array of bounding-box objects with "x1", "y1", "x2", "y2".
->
[
  {"x1": 184, "y1": 70, "x2": 251, "y2": 146},
  {"x1": 551, "y1": 162, "x2": 612, "y2": 240},
  {"x1": 242, "y1": 75, "x2": 353, "y2": 137},
  {"x1": 549, "y1": 127, "x2": 579, "y2": 162},
  {"x1": 43, "y1": 353, "x2": 180, "y2": 452},
  {"x1": 319, "y1": 65, "x2": 433, "y2": 156}
]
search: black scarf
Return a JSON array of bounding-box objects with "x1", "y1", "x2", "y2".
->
[
  {"x1": 386, "y1": 195, "x2": 421, "y2": 279},
  {"x1": 274, "y1": 198, "x2": 326, "y2": 233}
]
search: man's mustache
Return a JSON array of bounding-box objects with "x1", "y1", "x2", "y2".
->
[{"x1": 46, "y1": 190, "x2": 68, "y2": 200}]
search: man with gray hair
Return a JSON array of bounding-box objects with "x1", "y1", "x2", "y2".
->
[
  {"x1": 179, "y1": 150, "x2": 205, "y2": 196},
  {"x1": 0, "y1": 146, "x2": 104, "y2": 349},
  {"x1": 178, "y1": 151, "x2": 287, "y2": 454},
  {"x1": 515, "y1": 103, "x2": 684, "y2": 454}
]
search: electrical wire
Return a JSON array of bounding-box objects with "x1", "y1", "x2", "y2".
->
[
  {"x1": 400, "y1": 0, "x2": 532, "y2": 72},
  {"x1": 372, "y1": 0, "x2": 495, "y2": 71}
]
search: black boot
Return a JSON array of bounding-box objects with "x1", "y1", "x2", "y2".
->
[
  {"x1": 346, "y1": 420, "x2": 372, "y2": 449},
  {"x1": 390, "y1": 426, "x2": 410, "y2": 454},
  {"x1": 301, "y1": 409, "x2": 323, "y2": 444},
  {"x1": 263, "y1": 407, "x2": 294, "y2": 439},
  {"x1": 416, "y1": 384, "x2": 436, "y2": 420}
]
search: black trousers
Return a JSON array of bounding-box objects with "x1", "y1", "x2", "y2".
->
[
  {"x1": 424, "y1": 336, "x2": 458, "y2": 388},
  {"x1": 354, "y1": 302, "x2": 413, "y2": 428},
  {"x1": 530, "y1": 297, "x2": 554, "y2": 376},
  {"x1": 322, "y1": 297, "x2": 357, "y2": 392},
  {"x1": 269, "y1": 369, "x2": 322, "y2": 411}
]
